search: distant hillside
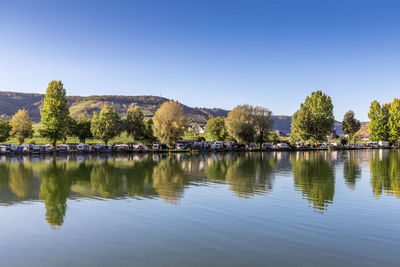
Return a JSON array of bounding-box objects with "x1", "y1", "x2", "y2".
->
[
  {"x1": 0, "y1": 91, "x2": 348, "y2": 134},
  {"x1": 0, "y1": 92, "x2": 221, "y2": 124}
]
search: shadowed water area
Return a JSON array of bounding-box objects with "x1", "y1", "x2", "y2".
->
[{"x1": 0, "y1": 150, "x2": 399, "y2": 266}]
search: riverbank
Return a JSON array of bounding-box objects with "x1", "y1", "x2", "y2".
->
[{"x1": 0, "y1": 146, "x2": 395, "y2": 156}]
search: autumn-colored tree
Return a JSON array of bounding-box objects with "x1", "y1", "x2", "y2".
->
[
  {"x1": 152, "y1": 101, "x2": 187, "y2": 146},
  {"x1": 10, "y1": 109, "x2": 34, "y2": 145}
]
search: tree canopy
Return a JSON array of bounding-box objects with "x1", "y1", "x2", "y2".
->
[
  {"x1": 225, "y1": 105, "x2": 256, "y2": 145},
  {"x1": 125, "y1": 106, "x2": 146, "y2": 142},
  {"x1": 152, "y1": 101, "x2": 187, "y2": 145},
  {"x1": 368, "y1": 100, "x2": 389, "y2": 141},
  {"x1": 10, "y1": 109, "x2": 33, "y2": 145},
  {"x1": 290, "y1": 91, "x2": 334, "y2": 142},
  {"x1": 0, "y1": 119, "x2": 11, "y2": 143},
  {"x1": 205, "y1": 116, "x2": 228, "y2": 141},
  {"x1": 91, "y1": 105, "x2": 122, "y2": 145},
  {"x1": 342, "y1": 110, "x2": 361, "y2": 142},
  {"x1": 70, "y1": 118, "x2": 93, "y2": 143},
  {"x1": 39, "y1": 81, "x2": 70, "y2": 149}
]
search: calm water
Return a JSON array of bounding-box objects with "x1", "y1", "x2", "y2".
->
[{"x1": 0, "y1": 150, "x2": 399, "y2": 266}]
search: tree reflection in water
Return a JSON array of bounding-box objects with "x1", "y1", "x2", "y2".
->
[
  {"x1": 0, "y1": 150, "x2": 399, "y2": 227},
  {"x1": 343, "y1": 151, "x2": 362, "y2": 190},
  {"x1": 370, "y1": 150, "x2": 400, "y2": 198},
  {"x1": 291, "y1": 152, "x2": 335, "y2": 212},
  {"x1": 205, "y1": 153, "x2": 278, "y2": 197}
]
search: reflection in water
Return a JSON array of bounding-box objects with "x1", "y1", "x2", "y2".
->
[
  {"x1": 343, "y1": 151, "x2": 362, "y2": 189},
  {"x1": 205, "y1": 153, "x2": 277, "y2": 197},
  {"x1": 291, "y1": 152, "x2": 335, "y2": 212},
  {"x1": 0, "y1": 151, "x2": 400, "y2": 227},
  {"x1": 152, "y1": 156, "x2": 190, "y2": 204},
  {"x1": 370, "y1": 150, "x2": 400, "y2": 198},
  {"x1": 39, "y1": 160, "x2": 73, "y2": 227}
]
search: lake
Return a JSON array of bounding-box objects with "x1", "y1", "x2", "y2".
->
[{"x1": 0, "y1": 150, "x2": 399, "y2": 266}]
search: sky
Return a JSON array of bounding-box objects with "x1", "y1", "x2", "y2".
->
[{"x1": 0, "y1": 0, "x2": 399, "y2": 121}]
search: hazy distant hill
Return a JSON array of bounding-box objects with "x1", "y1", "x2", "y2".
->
[{"x1": 0, "y1": 91, "x2": 347, "y2": 134}]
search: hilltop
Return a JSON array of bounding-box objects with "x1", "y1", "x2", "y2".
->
[{"x1": 0, "y1": 91, "x2": 347, "y2": 134}]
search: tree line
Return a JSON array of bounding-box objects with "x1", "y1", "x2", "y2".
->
[{"x1": 1, "y1": 80, "x2": 395, "y2": 147}]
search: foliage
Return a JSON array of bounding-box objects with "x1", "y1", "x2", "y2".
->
[
  {"x1": 225, "y1": 105, "x2": 255, "y2": 145},
  {"x1": 152, "y1": 101, "x2": 187, "y2": 145},
  {"x1": 290, "y1": 91, "x2": 334, "y2": 143},
  {"x1": 205, "y1": 116, "x2": 228, "y2": 141},
  {"x1": 70, "y1": 118, "x2": 93, "y2": 143},
  {"x1": 388, "y1": 98, "x2": 400, "y2": 143},
  {"x1": 91, "y1": 105, "x2": 122, "y2": 145},
  {"x1": 39, "y1": 81, "x2": 70, "y2": 148},
  {"x1": 10, "y1": 109, "x2": 33, "y2": 145},
  {"x1": 252, "y1": 106, "x2": 273, "y2": 147},
  {"x1": 0, "y1": 119, "x2": 11, "y2": 143},
  {"x1": 290, "y1": 152, "x2": 335, "y2": 212},
  {"x1": 126, "y1": 106, "x2": 146, "y2": 142},
  {"x1": 143, "y1": 119, "x2": 156, "y2": 144},
  {"x1": 342, "y1": 110, "x2": 361, "y2": 142},
  {"x1": 368, "y1": 100, "x2": 389, "y2": 141}
]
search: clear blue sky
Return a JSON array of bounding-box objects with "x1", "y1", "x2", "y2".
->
[{"x1": 0, "y1": 0, "x2": 399, "y2": 121}]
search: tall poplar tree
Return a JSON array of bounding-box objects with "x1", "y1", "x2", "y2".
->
[{"x1": 40, "y1": 81, "x2": 70, "y2": 150}]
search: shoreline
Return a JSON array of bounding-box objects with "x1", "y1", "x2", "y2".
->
[{"x1": 0, "y1": 146, "x2": 394, "y2": 156}]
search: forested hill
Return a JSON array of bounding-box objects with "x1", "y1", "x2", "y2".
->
[{"x1": 0, "y1": 91, "x2": 345, "y2": 134}]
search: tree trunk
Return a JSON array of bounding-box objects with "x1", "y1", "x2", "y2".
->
[{"x1": 53, "y1": 140, "x2": 57, "y2": 153}]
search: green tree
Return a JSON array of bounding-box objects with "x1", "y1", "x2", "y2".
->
[
  {"x1": 71, "y1": 118, "x2": 93, "y2": 143},
  {"x1": 152, "y1": 101, "x2": 187, "y2": 146},
  {"x1": 388, "y1": 98, "x2": 400, "y2": 143},
  {"x1": 253, "y1": 106, "x2": 273, "y2": 147},
  {"x1": 143, "y1": 119, "x2": 156, "y2": 144},
  {"x1": 342, "y1": 110, "x2": 361, "y2": 143},
  {"x1": 10, "y1": 109, "x2": 34, "y2": 145},
  {"x1": 0, "y1": 119, "x2": 11, "y2": 143},
  {"x1": 225, "y1": 105, "x2": 255, "y2": 145},
  {"x1": 290, "y1": 91, "x2": 334, "y2": 143},
  {"x1": 39, "y1": 81, "x2": 70, "y2": 150},
  {"x1": 91, "y1": 106, "x2": 122, "y2": 145},
  {"x1": 368, "y1": 100, "x2": 389, "y2": 141},
  {"x1": 205, "y1": 116, "x2": 228, "y2": 141},
  {"x1": 126, "y1": 106, "x2": 146, "y2": 142}
]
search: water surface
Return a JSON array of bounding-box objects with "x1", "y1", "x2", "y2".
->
[{"x1": 0, "y1": 150, "x2": 399, "y2": 266}]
